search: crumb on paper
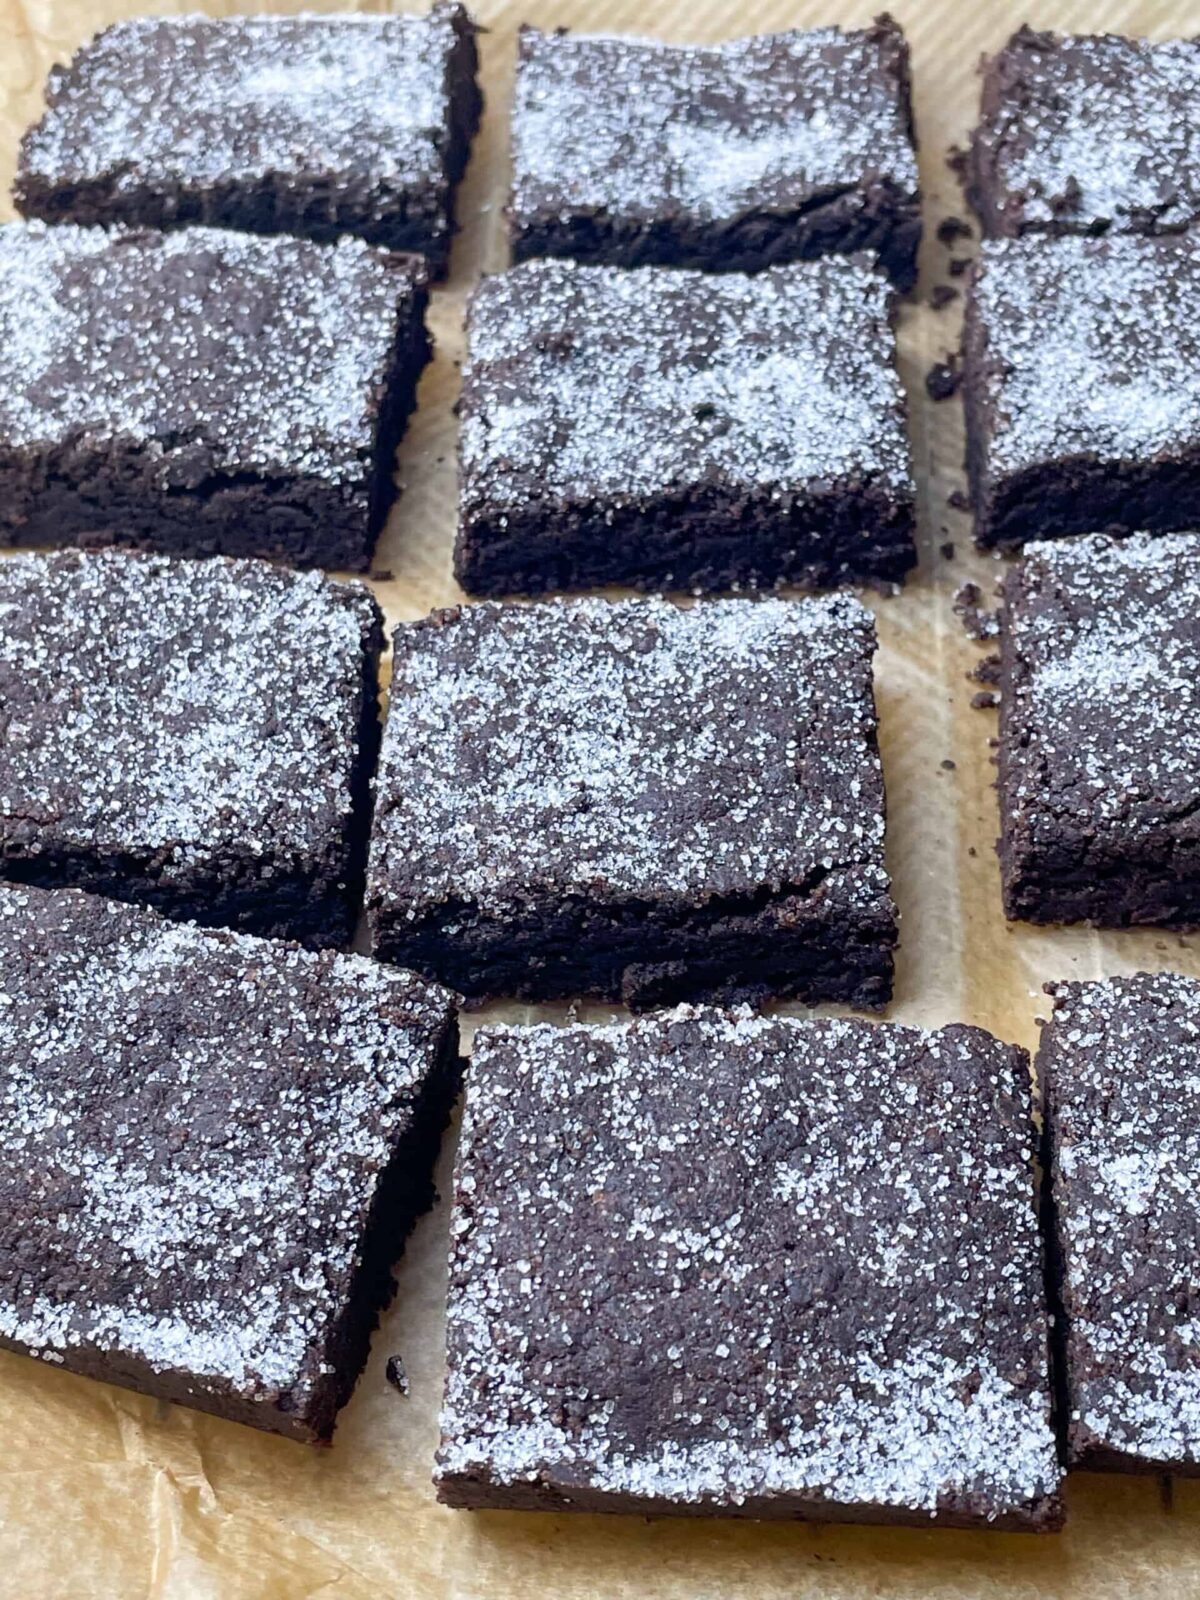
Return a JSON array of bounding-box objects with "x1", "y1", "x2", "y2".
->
[
  {"x1": 937, "y1": 216, "x2": 973, "y2": 245},
  {"x1": 930, "y1": 283, "x2": 960, "y2": 310},
  {"x1": 386, "y1": 1355, "x2": 409, "y2": 1395},
  {"x1": 925, "y1": 358, "x2": 962, "y2": 401}
]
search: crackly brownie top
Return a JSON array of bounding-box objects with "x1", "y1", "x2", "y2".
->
[
  {"x1": 1000, "y1": 532, "x2": 1200, "y2": 836},
  {"x1": 510, "y1": 21, "x2": 917, "y2": 232},
  {"x1": 1041, "y1": 972, "x2": 1200, "y2": 1465},
  {"x1": 368, "y1": 595, "x2": 890, "y2": 920},
  {"x1": 973, "y1": 27, "x2": 1200, "y2": 235},
  {"x1": 460, "y1": 258, "x2": 911, "y2": 517},
  {"x1": 438, "y1": 1007, "x2": 1059, "y2": 1520},
  {"x1": 0, "y1": 550, "x2": 380, "y2": 878},
  {"x1": 970, "y1": 234, "x2": 1200, "y2": 479},
  {"x1": 0, "y1": 885, "x2": 454, "y2": 1407},
  {"x1": 19, "y1": 7, "x2": 471, "y2": 204},
  {"x1": 0, "y1": 221, "x2": 421, "y2": 486}
]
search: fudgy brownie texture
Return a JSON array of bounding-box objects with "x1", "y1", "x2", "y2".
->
[
  {"x1": 968, "y1": 27, "x2": 1200, "y2": 242},
  {"x1": 436, "y1": 1007, "x2": 1062, "y2": 1527},
  {"x1": 367, "y1": 595, "x2": 896, "y2": 1010},
  {"x1": 997, "y1": 531, "x2": 1200, "y2": 929},
  {"x1": 0, "y1": 221, "x2": 429, "y2": 570},
  {"x1": 963, "y1": 234, "x2": 1200, "y2": 551},
  {"x1": 15, "y1": 6, "x2": 481, "y2": 276},
  {"x1": 0, "y1": 884, "x2": 459, "y2": 1441},
  {"x1": 0, "y1": 550, "x2": 383, "y2": 948},
  {"x1": 1039, "y1": 972, "x2": 1200, "y2": 1473},
  {"x1": 454, "y1": 258, "x2": 915, "y2": 596},
  {"x1": 508, "y1": 18, "x2": 920, "y2": 286}
]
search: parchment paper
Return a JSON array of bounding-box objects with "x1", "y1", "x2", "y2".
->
[{"x1": 3, "y1": 0, "x2": 1200, "y2": 1593}]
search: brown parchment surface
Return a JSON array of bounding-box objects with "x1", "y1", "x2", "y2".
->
[{"x1": 3, "y1": 0, "x2": 1200, "y2": 1593}]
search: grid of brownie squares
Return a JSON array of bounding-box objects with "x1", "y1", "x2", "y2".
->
[
  {"x1": 455, "y1": 256, "x2": 915, "y2": 596},
  {"x1": 366, "y1": 593, "x2": 896, "y2": 1011},
  {"x1": 7, "y1": 0, "x2": 1200, "y2": 1535},
  {"x1": 0, "y1": 550, "x2": 382, "y2": 948},
  {"x1": 509, "y1": 18, "x2": 920, "y2": 285},
  {"x1": 0, "y1": 883, "x2": 458, "y2": 1441},
  {"x1": 1039, "y1": 972, "x2": 1200, "y2": 1474},
  {"x1": 15, "y1": 5, "x2": 482, "y2": 273},
  {"x1": 997, "y1": 530, "x2": 1200, "y2": 929},
  {"x1": 437, "y1": 1008, "x2": 1061, "y2": 1527},
  {"x1": 0, "y1": 221, "x2": 430, "y2": 570}
]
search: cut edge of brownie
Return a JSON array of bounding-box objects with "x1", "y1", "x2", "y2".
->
[
  {"x1": 452, "y1": 481, "x2": 917, "y2": 598},
  {"x1": 13, "y1": 7, "x2": 484, "y2": 278},
  {"x1": 370, "y1": 872, "x2": 898, "y2": 1013},
  {"x1": 506, "y1": 15, "x2": 922, "y2": 290}
]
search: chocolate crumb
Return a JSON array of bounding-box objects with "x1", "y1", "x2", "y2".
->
[
  {"x1": 929, "y1": 284, "x2": 960, "y2": 310},
  {"x1": 972, "y1": 689, "x2": 1000, "y2": 709},
  {"x1": 948, "y1": 489, "x2": 971, "y2": 511},
  {"x1": 386, "y1": 1355, "x2": 409, "y2": 1395},
  {"x1": 925, "y1": 358, "x2": 962, "y2": 401},
  {"x1": 371, "y1": 568, "x2": 395, "y2": 582},
  {"x1": 972, "y1": 654, "x2": 1002, "y2": 685},
  {"x1": 954, "y1": 581, "x2": 1001, "y2": 641},
  {"x1": 937, "y1": 217, "x2": 973, "y2": 245},
  {"x1": 940, "y1": 541, "x2": 956, "y2": 560},
  {"x1": 949, "y1": 257, "x2": 971, "y2": 277},
  {"x1": 941, "y1": 758, "x2": 957, "y2": 771}
]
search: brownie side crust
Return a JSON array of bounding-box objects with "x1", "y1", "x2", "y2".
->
[
  {"x1": 0, "y1": 222, "x2": 429, "y2": 571},
  {"x1": 0, "y1": 550, "x2": 384, "y2": 948},
  {"x1": 454, "y1": 258, "x2": 915, "y2": 597},
  {"x1": 367, "y1": 595, "x2": 896, "y2": 1010},
  {"x1": 1038, "y1": 973, "x2": 1200, "y2": 1473},
  {"x1": 436, "y1": 1009, "x2": 1062, "y2": 1528},
  {"x1": 15, "y1": 6, "x2": 482, "y2": 275},
  {"x1": 997, "y1": 531, "x2": 1200, "y2": 929},
  {"x1": 963, "y1": 234, "x2": 1200, "y2": 551},
  {"x1": 0, "y1": 885, "x2": 459, "y2": 1441},
  {"x1": 508, "y1": 18, "x2": 920, "y2": 286},
  {"x1": 967, "y1": 27, "x2": 1200, "y2": 242}
]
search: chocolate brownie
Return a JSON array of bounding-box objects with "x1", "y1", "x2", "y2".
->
[
  {"x1": 967, "y1": 27, "x2": 1200, "y2": 242},
  {"x1": 366, "y1": 594, "x2": 896, "y2": 1009},
  {"x1": 508, "y1": 18, "x2": 920, "y2": 286},
  {"x1": 15, "y1": 6, "x2": 481, "y2": 276},
  {"x1": 454, "y1": 258, "x2": 915, "y2": 596},
  {"x1": 997, "y1": 531, "x2": 1200, "y2": 928},
  {"x1": 963, "y1": 234, "x2": 1200, "y2": 550},
  {"x1": 0, "y1": 221, "x2": 429, "y2": 570},
  {"x1": 0, "y1": 883, "x2": 458, "y2": 1441},
  {"x1": 1039, "y1": 972, "x2": 1200, "y2": 1472},
  {"x1": 436, "y1": 1008, "x2": 1062, "y2": 1527},
  {"x1": 0, "y1": 549, "x2": 383, "y2": 947}
]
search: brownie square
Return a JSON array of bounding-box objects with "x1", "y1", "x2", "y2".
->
[
  {"x1": 997, "y1": 531, "x2": 1200, "y2": 928},
  {"x1": 15, "y1": 5, "x2": 481, "y2": 275},
  {"x1": 1039, "y1": 971, "x2": 1200, "y2": 1473},
  {"x1": 0, "y1": 549, "x2": 383, "y2": 947},
  {"x1": 0, "y1": 221, "x2": 429, "y2": 570},
  {"x1": 508, "y1": 19, "x2": 920, "y2": 286},
  {"x1": 0, "y1": 883, "x2": 458, "y2": 1441},
  {"x1": 436, "y1": 1008, "x2": 1062, "y2": 1528},
  {"x1": 967, "y1": 27, "x2": 1200, "y2": 242},
  {"x1": 963, "y1": 233, "x2": 1200, "y2": 550},
  {"x1": 454, "y1": 258, "x2": 915, "y2": 596},
  {"x1": 366, "y1": 594, "x2": 896, "y2": 1010}
]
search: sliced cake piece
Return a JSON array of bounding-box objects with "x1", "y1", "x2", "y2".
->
[
  {"x1": 0, "y1": 884, "x2": 459, "y2": 1441},
  {"x1": 436, "y1": 1007, "x2": 1062, "y2": 1528}
]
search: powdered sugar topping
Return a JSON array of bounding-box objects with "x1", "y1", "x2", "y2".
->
[
  {"x1": 511, "y1": 25, "x2": 917, "y2": 226},
  {"x1": 368, "y1": 594, "x2": 890, "y2": 917},
  {"x1": 460, "y1": 258, "x2": 912, "y2": 514},
  {"x1": 0, "y1": 220, "x2": 417, "y2": 485},
  {"x1": 974, "y1": 234, "x2": 1200, "y2": 476}
]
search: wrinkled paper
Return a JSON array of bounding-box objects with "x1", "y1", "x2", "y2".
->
[{"x1": 2, "y1": 0, "x2": 1200, "y2": 1593}]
